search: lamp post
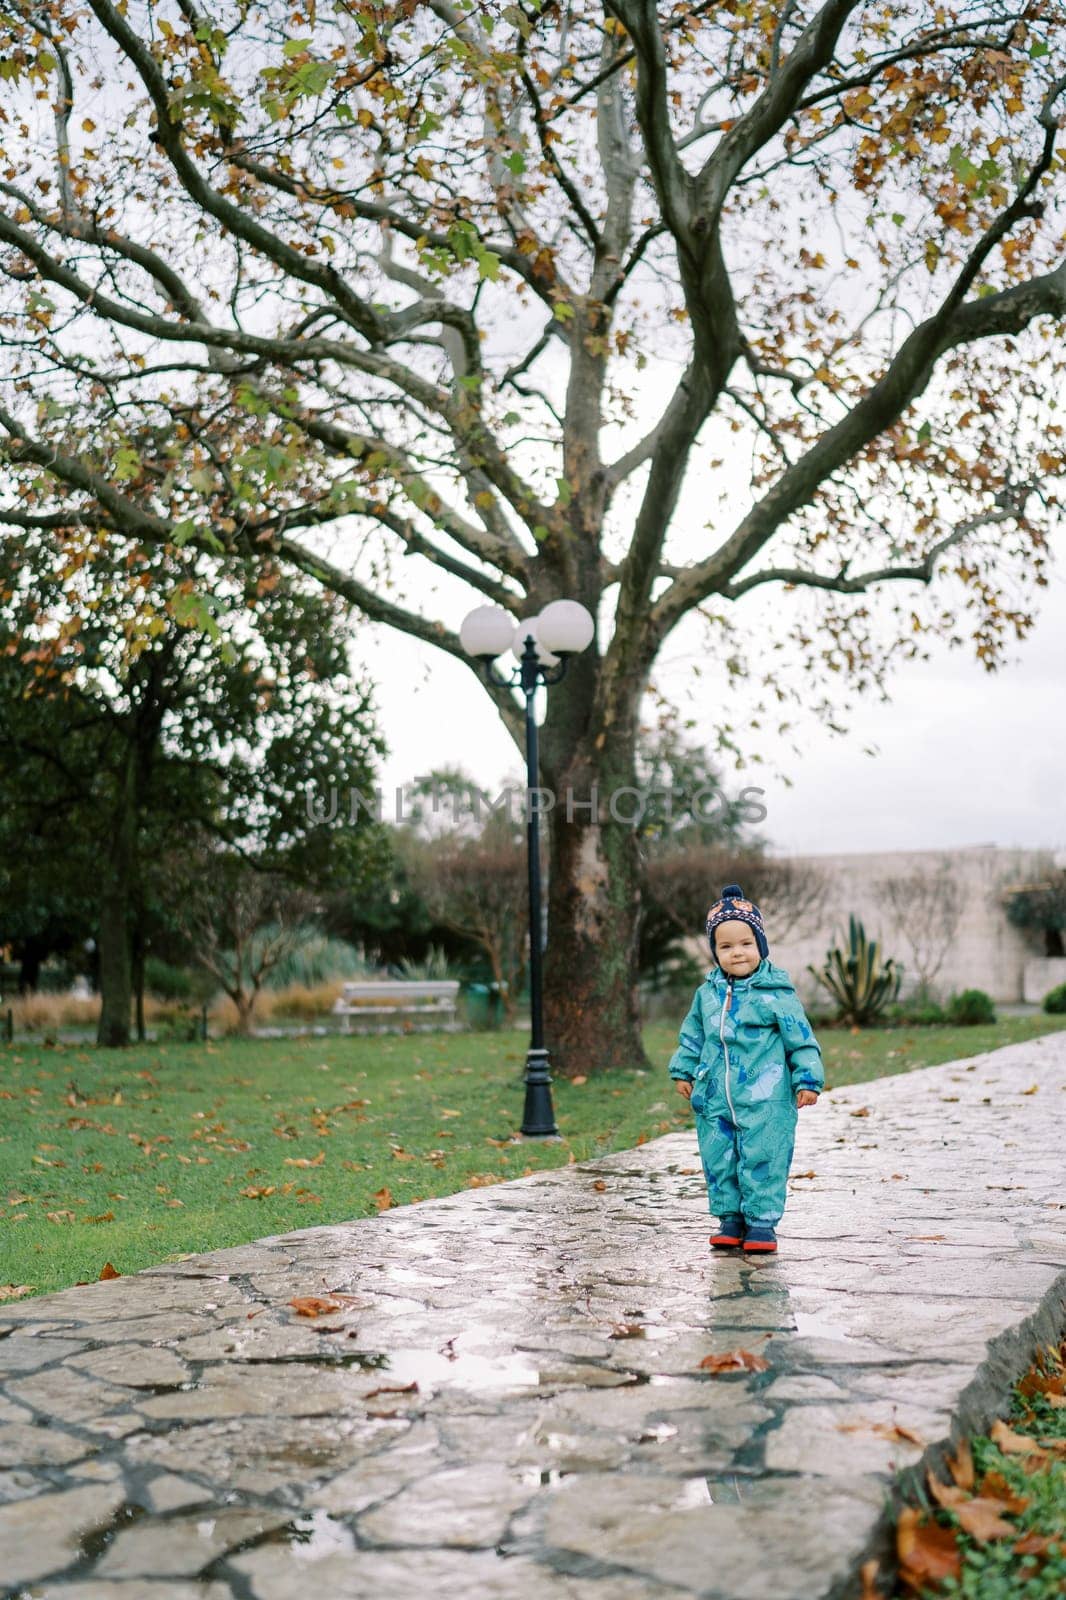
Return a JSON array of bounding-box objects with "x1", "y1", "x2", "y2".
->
[{"x1": 460, "y1": 599, "x2": 595, "y2": 1137}]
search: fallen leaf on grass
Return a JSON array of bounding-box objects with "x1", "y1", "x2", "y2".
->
[
  {"x1": 0, "y1": 1285, "x2": 35, "y2": 1302},
  {"x1": 570, "y1": 1076, "x2": 588, "y2": 1086},
  {"x1": 364, "y1": 1381, "x2": 418, "y2": 1399},
  {"x1": 946, "y1": 1436, "x2": 975, "y2": 1490},
  {"x1": 372, "y1": 1187, "x2": 394, "y2": 1211},
  {"x1": 389, "y1": 1147, "x2": 416, "y2": 1161},
  {"x1": 288, "y1": 1296, "x2": 343, "y2": 1318},
  {"x1": 698, "y1": 1348, "x2": 770, "y2": 1374},
  {"x1": 82, "y1": 1211, "x2": 115, "y2": 1224},
  {"x1": 953, "y1": 1496, "x2": 1017, "y2": 1542},
  {"x1": 896, "y1": 1507, "x2": 962, "y2": 1592},
  {"x1": 990, "y1": 1419, "x2": 1049, "y2": 1459},
  {"x1": 1018, "y1": 1369, "x2": 1065, "y2": 1399},
  {"x1": 927, "y1": 1471, "x2": 969, "y2": 1509},
  {"x1": 977, "y1": 1470, "x2": 1029, "y2": 1512},
  {"x1": 439, "y1": 1109, "x2": 461, "y2": 1118},
  {"x1": 1013, "y1": 1532, "x2": 1059, "y2": 1556},
  {"x1": 465, "y1": 1174, "x2": 502, "y2": 1188},
  {"x1": 45, "y1": 1210, "x2": 76, "y2": 1224},
  {"x1": 99, "y1": 1262, "x2": 121, "y2": 1280},
  {"x1": 284, "y1": 1151, "x2": 326, "y2": 1168}
]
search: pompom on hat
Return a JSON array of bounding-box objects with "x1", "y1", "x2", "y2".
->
[{"x1": 706, "y1": 883, "x2": 769, "y2": 966}]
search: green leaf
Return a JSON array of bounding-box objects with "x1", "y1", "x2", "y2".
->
[
  {"x1": 474, "y1": 245, "x2": 500, "y2": 282},
  {"x1": 891, "y1": 212, "x2": 905, "y2": 227},
  {"x1": 1030, "y1": 40, "x2": 1049, "y2": 58},
  {"x1": 113, "y1": 445, "x2": 141, "y2": 482},
  {"x1": 916, "y1": 420, "x2": 932, "y2": 443},
  {"x1": 554, "y1": 476, "x2": 572, "y2": 507},
  {"x1": 503, "y1": 150, "x2": 525, "y2": 176},
  {"x1": 553, "y1": 301, "x2": 575, "y2": 322},
  {"x1": 283, "y1": 38, "x2": 312, "y2": 57}
]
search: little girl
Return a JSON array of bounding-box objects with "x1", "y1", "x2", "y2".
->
[{"x1": 668, "y1": 883, "x2": 823, "y2": 1254}]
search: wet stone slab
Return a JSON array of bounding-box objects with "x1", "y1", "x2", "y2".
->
[{"x1": 2, "y1": 1032, "x2": 1066, "y2": 1600}]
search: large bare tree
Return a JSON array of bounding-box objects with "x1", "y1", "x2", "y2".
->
[{"x1": 1, "y1": 1, "x2": 1063, "y2": 1072}]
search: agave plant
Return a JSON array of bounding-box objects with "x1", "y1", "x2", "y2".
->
[{"x1": 808, "y1": 915, "x2": 902, "y2": 1027}]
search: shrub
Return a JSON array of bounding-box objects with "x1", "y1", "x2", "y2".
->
[
  {"x1": 1042, "y1": 982, "x2": 1066, "y2": 1015},
  {"x1": 808, "y1": 915, "x2": 902, "y2": 1027},
  {"x1": 945, "y1": 988, "x2": 996, "y2": 1026}
]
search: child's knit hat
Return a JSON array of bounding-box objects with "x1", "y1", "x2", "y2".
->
[{"x1": 706, "y1": 883, "x2": 769, "y2": 966}]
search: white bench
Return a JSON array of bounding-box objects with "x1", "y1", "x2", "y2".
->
[{"x1": 332, "y1": 979, "x2": 461, "y2": 1033}]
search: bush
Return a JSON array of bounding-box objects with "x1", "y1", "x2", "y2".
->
[
  {"x1": 1043, "y1": 982, "x2": 1066, "y2": 1015},
  {"x1": 883, "y1": 997, "x2": 947, "y2": 1027},
  {"x1": 807, "y1": 915, "x2": 902, "y2": 1027},
  {"x1": 945, "y1": 988, "x2": 997, "y2": 1026}
]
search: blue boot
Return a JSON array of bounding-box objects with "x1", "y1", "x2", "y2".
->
[
  {"x1": 743, "y1": 1222, "x2": 777, "y2": 1253},
  {"x1": 710, "y1": 1214, "x2": 745, "y2": 1249}
]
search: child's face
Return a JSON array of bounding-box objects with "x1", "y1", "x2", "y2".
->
[{"x1": 714, "y1": 920, "x2": 761, "y2": 976}]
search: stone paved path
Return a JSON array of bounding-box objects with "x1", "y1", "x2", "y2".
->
[{"x1": 2, "y1": 1033, "x2": 1066, "y2": 1600}]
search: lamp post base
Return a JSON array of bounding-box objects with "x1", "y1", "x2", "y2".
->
[{"x1": 520, "y1": 1046, "x2": 559, "y2": 1137}]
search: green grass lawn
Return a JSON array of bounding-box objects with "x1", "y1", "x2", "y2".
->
[{"x1": 3, "y1": 1013, "x2": 1064, "y2": 1303}]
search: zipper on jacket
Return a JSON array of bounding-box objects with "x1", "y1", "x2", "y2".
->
[{"x1": 720, "y1": 979, "x2": 736, "y2": 1123}]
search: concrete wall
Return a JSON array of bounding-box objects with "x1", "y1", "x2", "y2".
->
[{"x1": 690, "y1": 846, "x2": 1063, "y2": 1006}]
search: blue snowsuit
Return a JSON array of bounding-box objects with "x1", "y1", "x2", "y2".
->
[{"x1": 668, "y1": 959, "x2": 824, "y2": 1226}]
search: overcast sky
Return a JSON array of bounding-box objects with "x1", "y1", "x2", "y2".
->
[{"x1": 350, "y1": 551, "x2": 1066, "y2": 861}]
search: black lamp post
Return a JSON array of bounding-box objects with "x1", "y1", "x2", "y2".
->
[{"x1": 460, "y1": 600, "x2": 595, "y2": 1137}]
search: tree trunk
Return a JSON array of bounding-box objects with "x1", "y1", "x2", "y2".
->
[
  {"x1": 233, "y1": 986, "x2": 258, "y2": 1036},
  {"x1": 18, "y1": 936, "x2": 44, "y2": 995},
  {"x1": 132, "y1": 922, "x2": 146, "y2": 1043},
  {"x1": 541, "y1": 715, "x2": 650, "y2": 1078},
  {"x1": 97, "y1": 753, "x2": 136, "y2": 1048}
]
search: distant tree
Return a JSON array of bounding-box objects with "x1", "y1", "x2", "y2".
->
[
  {"x1": 875, "y1": 857, "x2": 965, "y2": 995},
  {"x1": 161, "y1": 848, "x2": 319, "y2": 1035},
  {"x1": 0, "y1": 535, "x2": 383, "y2": 1043},
  {"x1": 1002, "y1": 870, "x2": 1066, "y2": 958}
]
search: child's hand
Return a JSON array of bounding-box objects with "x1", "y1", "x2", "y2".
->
[
  {"x1": 675, "y1": 1079, "x2": 693, "y2": 1101},
  {"x1": 796, "y1": 1090, "x2": 819, "y2": 1108}
]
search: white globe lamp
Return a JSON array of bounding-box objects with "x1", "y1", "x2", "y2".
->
[
  {"x1": 536, "y1": 599, "x2": 594, "y2": 656},
  {"x1": 510, "y1": 616, "x2": 559, "y2": 667},
  {"x1": 459, "y1": 605, "x2": 516, "y2": 660}
]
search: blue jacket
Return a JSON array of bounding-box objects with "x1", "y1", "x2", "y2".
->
[{"x1": 668, "y1": 959, "x2": 823, "y2": 1117}]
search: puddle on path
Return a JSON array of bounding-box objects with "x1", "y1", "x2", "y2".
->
[
  {"x1": 255, "y1": 1510, "x2": 357, "y2": 1560},
  {"x1": 365, "y1": 1344, "x2": 541, "y2": 1390},
  {"x1": 791, "y1": 1309, "x2": 856, "y2": 1342}
]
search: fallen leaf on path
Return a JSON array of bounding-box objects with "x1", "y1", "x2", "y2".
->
[
  {"x1": 896, "y1": 1507, "x2": 962, "y2": 1592},
  {"x1": 838, "y1": 1421, "x2": 925, "y2": 1446},
  {"x1": 698, "y1": 1348, "x2": 769, "y2": 1374},
  {"x1": 288, "y1": 1296, "x2": 342, "y2": 1318},
  {"x1": 946, "y1": 1437, "x2": 975, "y2": 1490},
  {"x1": 858, "y1": 1559, "x2": 881, "y2": 1600},
  {"x1": 905, "y1": 1235, "x2": 946, "y2": 1242},
  {"x1": 953, "y1": 1497, "x2": 1017, "y2": 1542},
  {"x1": 592, "y1": 1180, "x2": 607, "y2": 1191},
  {"x1": 850, "y1": 1107, "x2": 871, "y2": 1118},
  {"x1": 791, "y1": 1170, "x2": 817, "y2": 1180},
  {"x1": 365, "y1": 1381, "x2": 418, "y2": 1399},
  {"x1": 608, "y1": 1324, "x2": 645, "y2": 1339},
  {"x1": 1021, "y1": 1084, "x2": 1039, "y2": 1095}
]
